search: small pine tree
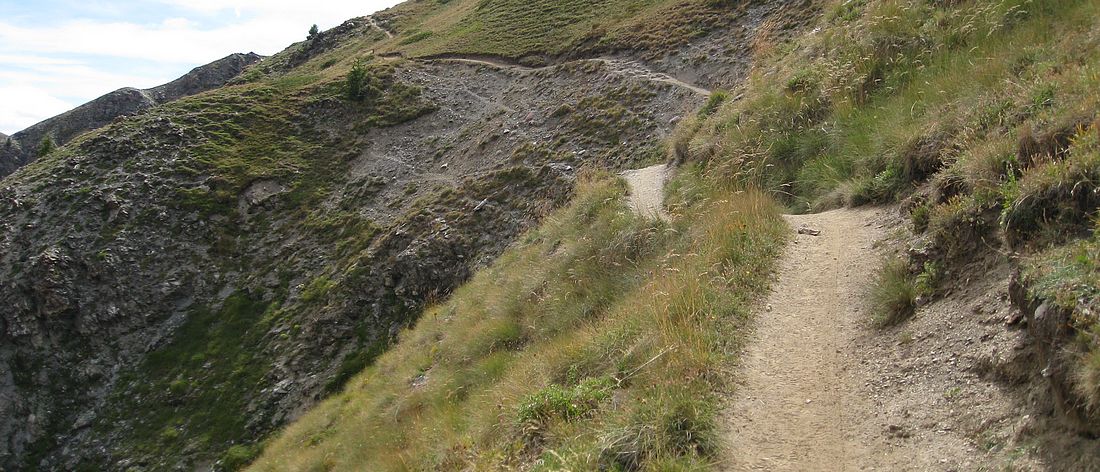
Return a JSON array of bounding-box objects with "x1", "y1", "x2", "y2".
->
[
  {"x1": 346, "y1": 60, "x2": 368, "y2": 102},
  {"x1": 308, "y1": 24, "x2": 319, "y2": 40},
  {"x1": 37, "y1": 136, "x2": 55, "y2": 157}
]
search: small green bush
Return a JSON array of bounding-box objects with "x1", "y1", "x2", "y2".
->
[
  {"x1": 849, "y1": 166, "x2": 904, "y2": 206},
  {"x1": 37, "y1": 136, "x2": 55, "y2": 157},
  {"x1": 221, "y1": 444, "x2": 260, "y2": 471},
  {"x1": 871, "y1": 258, "x2": 917, "y2": 326},
  {"x1": 345, "y1": 59, "x2": 382, "y2": 103},
  {"x1": 911, "y1": 203, "x2": 932, "y2": 233},
  {"x1": 518, "y1": 375, "x2": 615, "y2": 427},
  {"x1": 697, "y1": 90, "x2": 729, "y2": 118},
  {"x1": 915, "y1": 260, "x2": 943, "y2": 298}
]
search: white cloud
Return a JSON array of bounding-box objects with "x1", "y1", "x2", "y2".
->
[
  {"x1": 155, "y1": 0, "x2": 397, "y2": 28},
  {"x1": 0, "y1": 58, "x2": 166, "y2": 132},
  {"x1": 0, "y1": 0, "x2": 403, "y2": 133},
  {"x1": 0, "y1": 86, "x2": 78, "y2": 134},
  {"x1": 0, "y1": 18, "x2": 303, "y2": 64}
]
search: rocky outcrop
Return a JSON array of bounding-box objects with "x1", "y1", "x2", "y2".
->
[
  {"x1": 148, "y1": 53, "x2": 263, "y2": 102},
  {"x1": 0, "y1": 53, "x2": 262, "y2": 180}
]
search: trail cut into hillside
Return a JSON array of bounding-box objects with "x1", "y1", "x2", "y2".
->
[
  {"x1": 622, "y1": 164, "x2": 670, "y2": 220},
  {"x1": 424, "y1": 55, "x2": 712, "y2": 96},
  {"x1": 719, "y1": 207, "x2": 1090, "y2": 471},
  {"x1": 721, "y1": 209, "x2": 889, "y2": 470}
]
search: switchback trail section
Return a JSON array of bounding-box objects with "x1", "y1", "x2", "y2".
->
[{"x1": 621, "y1": 164, "x2": 670, "y2": 220}]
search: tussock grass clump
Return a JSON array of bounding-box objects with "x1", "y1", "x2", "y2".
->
[
  {"x1": 248, "y1": 171, "x2": 785, "y2": 471},
  {"x1": 927, "y1": 194, "x2": 999, "y2": 261},
  {"x1": 871, "y1": 258, "x2": 918, "y2": 327},
  {"x1": 1003, "y1": 122, "x2": 1100, "y2": 247}
]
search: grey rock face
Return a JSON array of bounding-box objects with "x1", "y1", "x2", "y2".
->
[{"x1": 0, "y1": 53, "x2": 262, "y2": 179}]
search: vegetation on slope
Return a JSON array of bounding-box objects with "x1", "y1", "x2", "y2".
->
[
  {"x1": 24, "y1": 47, "x2": 435, "y2": 470},
  {"x1": 674, "y1": 0, "x2": 1100, "y2": 424},
  {"x1": 377, "y1": 0, "x2": 748, "y2": 61},
  {"x1": 250, "y1": 172, "x2": 783, "y2": 470},
  {"x1": 248, "y1": 0, "x2": 1100, "y2": 468}
]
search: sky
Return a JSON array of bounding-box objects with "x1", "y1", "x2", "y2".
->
[{"x1": 0, "y1": 0, "x2": 403, "y2": 135}]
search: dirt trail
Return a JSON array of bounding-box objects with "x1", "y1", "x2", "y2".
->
[
  {"x1": 621, "y1": 164, "x2": 670, "y2": 220},
  {"x1": 721, "y1": 208, "x2": 897, "y2": 471},
  {"x1": 366, "y1": 16, "x2": 394, "y2": 39},
  {"x1": 425, "y1": 56, "x2": 712, "y2": 96}
]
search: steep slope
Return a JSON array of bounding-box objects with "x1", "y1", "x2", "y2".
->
[
  {"x1": 0, "y1": 2, "x2": 811, "y2": 469},
  {"x1": 255, "y1": 0, "x2": 1100, "y2": 470},
  {"x1": 0, "y1": 53, "x2": 262, "y2": 179},
  {"x1": 9, "y1": 0, "x2": 1098, "y2": 470}
]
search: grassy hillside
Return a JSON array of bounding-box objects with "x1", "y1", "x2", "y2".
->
[
  {"x1": 376, "y1": 0, "x2": 746, "y2": 61},
  {"x1": 250, "y1": 0, "x2": 1100, "y2": 469},
  {"x1": 250, "y1": 173, "x2": 784, "y2": 470}
]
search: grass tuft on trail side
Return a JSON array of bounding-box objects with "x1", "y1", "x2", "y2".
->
[
  {"x1": 249, "y1": 171, "x2": 785, "y2": 470},
  {"x1": 870, "y1": 258, "x2": 917, "y2": 327}
]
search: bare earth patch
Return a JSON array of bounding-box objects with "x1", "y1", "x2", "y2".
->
[{"x1": 621, "y1": 164, "x2": 670, "y2": 220}]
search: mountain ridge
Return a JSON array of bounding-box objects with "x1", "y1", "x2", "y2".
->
[{"x1": 0, "y1": 52, "x2": 263, "y2": 179}]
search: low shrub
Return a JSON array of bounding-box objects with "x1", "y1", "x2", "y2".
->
[
  {"x1": 517, "y1": 375, "x2": 615, "y2": 428},
  {"x1": 910, "y1": 202, "x2": 932, "y2": 233}
]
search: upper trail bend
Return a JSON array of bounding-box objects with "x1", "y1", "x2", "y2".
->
[{"x1": 422, "y1": 55, "x2": 712, "y2": 96}]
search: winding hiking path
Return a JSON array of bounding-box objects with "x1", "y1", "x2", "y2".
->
[
  {"x1": 366, "y1": 16, "x2": 394, "y2": 39},
  {"x1": 621, "y1": 164, "x2": 670, "y2": 220},
  {"x1": 425, "y1": 56, "x2": 712, "y2": 96},
  {"x1": 720, "y1": 208, "x2": 899, "y2": 471}
]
